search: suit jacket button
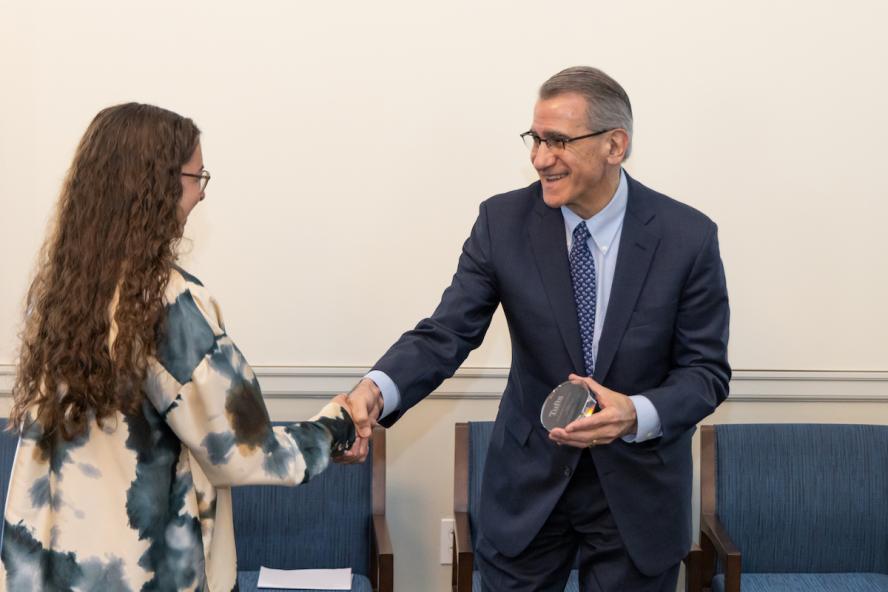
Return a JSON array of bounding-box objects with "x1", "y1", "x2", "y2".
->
[{"x1": 563, "y1": 466, "x2": 572, "y2": 478}]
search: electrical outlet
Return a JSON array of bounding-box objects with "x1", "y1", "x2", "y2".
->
[{"x1": 440, "y1": 517, "x2": 455, "y2": 564}]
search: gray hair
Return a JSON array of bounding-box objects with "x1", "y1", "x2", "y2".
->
[{"x1": 539, "y1": 66, "x2": 633, "y2": 159}]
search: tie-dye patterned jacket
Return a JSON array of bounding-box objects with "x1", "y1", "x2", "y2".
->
[{"x1": 0, "y1": 266, "x2": 355, "y2": 591}]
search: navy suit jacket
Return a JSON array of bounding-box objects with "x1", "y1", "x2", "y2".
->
[{"x1": 375, "y1": 174, "x2": 730, "y2": 576}]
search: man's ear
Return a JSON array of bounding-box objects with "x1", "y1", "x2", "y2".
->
[{"x1": 606, "y1": 129, "x2": 630, "y2": 164}]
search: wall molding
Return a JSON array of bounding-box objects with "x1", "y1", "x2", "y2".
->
[{"x1": 1, "y1": 365, "x2": 886, "y2": 402}]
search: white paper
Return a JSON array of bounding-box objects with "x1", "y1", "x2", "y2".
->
[{"x1": 257, "y1": 566, "x2": 352, "y2": 590}]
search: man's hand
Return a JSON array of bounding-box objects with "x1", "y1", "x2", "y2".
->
[
  {"x1": 548, "y1": 374, "x2": 637, "y2": 448},
  {"x1": 334, "y1": 378, "x2": 384, "y2": 464}
]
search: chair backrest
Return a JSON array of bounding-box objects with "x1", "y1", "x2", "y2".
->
[
  {"x1": 232, "y1": 424, "x2": 384, "y2": 575},
  {"x1": 466, "y1": 421, "x2": 493, "y2": 551},
  {"x1": 711, "y1": 423, "x2": 888, "y2": 574},
  {"x1": 0, "y1": 419, "x2": 19, "y2": 524},
  {"x1": 455, "y1": 421, "x2": 580, "y2": 571}
]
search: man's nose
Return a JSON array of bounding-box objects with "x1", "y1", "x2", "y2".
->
[{"x1": 532, "y1": 143, "x2": 556, "y2": 170}]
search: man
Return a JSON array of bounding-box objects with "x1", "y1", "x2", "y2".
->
[{"x1": 340, "y1": 66, "x2": 730, "y2": 591}]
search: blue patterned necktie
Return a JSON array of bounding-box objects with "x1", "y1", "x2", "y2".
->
[{"x1": 569, "y1": 222, "x2": 597, "y2": 376}]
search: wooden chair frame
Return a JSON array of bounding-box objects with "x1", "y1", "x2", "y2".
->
[
  {"x1": 369, "y1": 426, "x2": 394, "y2": 592},
  {"x1": 699, "y1": 425, "x2": 741, "y2": 592},
  {"x1": 452, "y1": 422, "x2": 473, "y2": 592}
]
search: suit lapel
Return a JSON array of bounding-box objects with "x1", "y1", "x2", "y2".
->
[
  {"x1": 528, "y1": 191, "x2": 585, "y2": 374},
  {"x1": 594, "y1": 178, "x2": 661, "y2": 382}
]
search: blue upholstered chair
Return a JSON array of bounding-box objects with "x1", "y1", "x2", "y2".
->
[
  {"x1": 234, "y1": 424, "x2": 392, "y2": 592},
  {"x1": 453, "y1": 421, "x2": 549, "y2": 592},
  {"x1": 453, "y1": 421, "x2": 702, "y2": 592},
  {"x1": 0, "y1": 419, "x2": 18, "y2": 526},
  {"x1": 452, "y1": 421, "x2": 538, "y2": 592},
  {"x1": 700, "y1": 424, "x2": 888, "y2": 592}
]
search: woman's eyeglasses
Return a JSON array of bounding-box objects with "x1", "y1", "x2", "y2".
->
[{"x1": 181, "y1": 170, "x2": 211, "y2": 191}]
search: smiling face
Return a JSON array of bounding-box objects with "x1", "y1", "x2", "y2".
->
[{"x1": 530, "y1": 92, "x2": 628, "y2": 219}]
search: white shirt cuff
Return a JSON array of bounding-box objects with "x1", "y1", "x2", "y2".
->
[
  {"x1": 621, "y1": 395, "x2": 662, "y2": 443},
  {"x1": 364, "y1": 370, "x2": 401, "y2": 420}
]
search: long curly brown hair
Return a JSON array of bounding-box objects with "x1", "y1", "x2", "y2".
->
[{"x1": 10, "y1": 103, "x2": 201, "y2": 441}]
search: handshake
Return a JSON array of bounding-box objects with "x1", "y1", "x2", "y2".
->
[{"x1": 325, "y1": 378, "x2": 384, "y2": 464}]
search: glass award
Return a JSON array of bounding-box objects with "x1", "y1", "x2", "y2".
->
[{"x1": 540, "y1": 381, "x2": 598, "y2": 432}]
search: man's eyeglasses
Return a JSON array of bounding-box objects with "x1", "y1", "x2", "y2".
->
[
  {"x1": 519, "y1": 129, "x2": 613, "y2": 153},
  {"x1": 181, "y1": 170, "x2": 211, "y2": 191}
]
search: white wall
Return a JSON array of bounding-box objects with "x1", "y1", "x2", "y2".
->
[
  {"x1": 3, "y1": 0, "x2": 887, "y2": 369},
  {"x1": 2, "y1": 1, "x2": 888, "y2": 590}
]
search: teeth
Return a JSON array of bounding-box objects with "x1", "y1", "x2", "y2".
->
[{"x1": 546, "y1": 174, "x2": 567, "y2": 182}]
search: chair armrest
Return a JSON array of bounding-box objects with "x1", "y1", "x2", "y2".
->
[
  {"x1": 371, "y1": 514, "x2": 393, "y2": 592},
  {"x1": 700, "y1": 513, "x2": 741, "y2": 592},
  {"x1": 452, "y1": 511, "x2": 473, "y2": 592},
  {"x1": 682, "y1": 544, "x2": 702, "y2": 592}
]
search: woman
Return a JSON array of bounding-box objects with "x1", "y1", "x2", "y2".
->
[{"x1": 0, "y1": 103, "x2": 354, "y2": 591}]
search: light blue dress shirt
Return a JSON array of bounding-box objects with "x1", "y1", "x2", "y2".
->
[{"x1": 368, "y1": 169, "x2": 662, "y2": 442}]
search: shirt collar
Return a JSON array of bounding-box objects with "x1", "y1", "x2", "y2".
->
[{"x1": 561, "y1": 169, "x2": 628, "y2": 254}]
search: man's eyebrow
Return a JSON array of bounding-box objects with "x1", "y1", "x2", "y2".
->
[
  {"x1": 531, "y1": 126, "x2": 566, "y2": 136},
  {"x1": 538, "y1": 131, "x2": 570, "y2": 140}
]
